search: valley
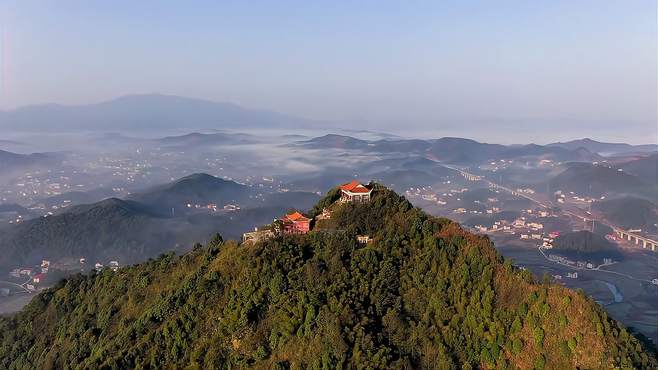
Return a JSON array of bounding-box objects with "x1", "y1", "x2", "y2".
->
[
  {"x1": 1, "y1": 127, "x2": 657, "y2": 351},
  {"x1": 3, "y1": 4, "x2": 655, "y2": 367}
]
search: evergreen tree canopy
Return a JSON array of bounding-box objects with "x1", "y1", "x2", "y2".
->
[{"x1": 0, "y1": 187, "x2": 654, "y2": 369}]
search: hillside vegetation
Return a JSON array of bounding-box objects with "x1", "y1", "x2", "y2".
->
[
  {"x1": 128, "y1": 173, "x2": 251, "y2": 215},
  {"x1": 593, "y1": 197, "x2": 658, "y2": 232},
  {"x1": 548, "y1": 163, "x2": 657, "y2": 199},
  {"x1": 0, "y1": 188, "x2": 654, "y2": 369},
  {"x1": 552, "y1": 231, "x2": 622, "y2": 261},
  {"x1": 0, "y1": 198, "x2": 174, "y2": 271}
]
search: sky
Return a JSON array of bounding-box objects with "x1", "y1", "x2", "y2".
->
[{"x1": 0, "y1": 1, "x2": 656, "y2": 143}]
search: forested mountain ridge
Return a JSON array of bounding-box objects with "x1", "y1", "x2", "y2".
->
[
  {"x1": 0, "y1": 187, "x2": 654, "y2": 369},
  {"x1": 128, "y1": 173, "x2": 251, "y2": 216},
  {"x1": 0, "y1": 198, "x2": 174, "y2": 271}
]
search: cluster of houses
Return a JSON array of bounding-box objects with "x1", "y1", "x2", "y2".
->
[
  {"x1": 547, "y1": 254, "x2": 618, "y2": 272},
  {"x1": 243, "y1": 180, "x2": 374, "y2": 244},
  {"x1": 93, "y1": 260, "x2": 120, "y2": 272},
  {"x1": 185, "y1": 203, "x2": 240, "y2": 213},
  {"x1": 405, "y1": 186, "x2": 466, "y2": 208},
  {"x1": 9, "y1": 260, "x2": 52, "y2": 291},
  {"x1": 475, "y1": 216, "x2": 550, "y2": 233},
  {"x1": 554, "y1": 190, "x2": 604, "y2": 205},
  {"x1": 7, "y1": 257, "x2": 122, "y2": 292}
]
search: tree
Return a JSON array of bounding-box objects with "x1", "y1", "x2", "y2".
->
[
  {"x1": 512, "y1": 339, "x2": 523, "y2": 355},
  {"x1": 208, "y1": 233, "x2": 224, "y2": 248},
  {"x1": 534, "y1": 355, "x2": 546, "y2": 370},
  {"x1": 533, "y1": 327, "x2": 545, "y2": 347}
]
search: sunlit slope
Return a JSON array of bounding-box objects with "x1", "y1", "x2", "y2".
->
[{"x1": 0, "y1": 187, "x2": 654, "y2": 369}]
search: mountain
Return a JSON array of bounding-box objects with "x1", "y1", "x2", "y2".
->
[
  {"x1": 370, "y1": 139, "x2": 431, "y2": 153},
  {"x1": 553, "y1": 230, "x2": 619, "y2": 257},
  {"x1": 155, "y1": 132, "x2": 258, "y2": 148},
  {"x1": 618, "y1": 153, "x2": 658, "y2": 185},
  {"x1": 426, "y1": 137, "x2": 505, "y2": 164},
  {"x1": 128, "y1": 173, "x2": 251, "y2": 215},
  {"x1": 549, "y1": 138, "x2": 658, "y2": 156},
  {"x1": 35, "y1": 188, "x2": 119, "y2": 209},
  {"x1": 0, "y1": 203, "x2": 37, "y2": 222},
  {"x1": 0, "y1": 150, "x2": 56, "y2": 173},
  {"x1": 356, "y1": 157, "x2": 457, "y2": 190},
  {"x1": 300, "y1": 135, "x2": 600, "y2": 166},
  {"x1": 0, "y1": 198, "x2": 174, "y2": 271},
  {"x1": 370, "y1": 169, "x2": 444, "y2": 190},
  {"x1": 0, "y1": 94, "x2": 315, "y2": 132},
  {"x1": 501, "y1": 144, "x2": 601, "y2": 163},
  {"x1": 0, "y1": 187, "x2": 321, "y2": 274},
  {"x1": 298, "y1": 134, "x2": 369, "y2": 150},
  {"x1": 548, "y1": 162, "x2": 658, "y2": 199},
  {"x1": 0, "y1": 187, "x2": 654, "y2": 369},
  {"x1": 593, "y1": 197, "x2": 658, "y2": 232}
]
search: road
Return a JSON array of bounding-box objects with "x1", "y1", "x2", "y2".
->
[
  {"x1": 536, "y1": 245, "x2": 652, "y2": 284},
  {"x1": 0, "y1": 277, "x2": 32, "y2": 293},
  {"x1": 438, "y1": 162, "x2": 658, "y2": 250}
]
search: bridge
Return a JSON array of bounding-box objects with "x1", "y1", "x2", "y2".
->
[
  {"x1": 460, "y1": 172, "x2": 483, "y2": 181},
  {"x1": 614, "y1": 229, "x2": 657, "y2": 251},
  {"x1": 558, "y1": 206, "x2": 658, "y2": 252},
  {"x1": 443, "y1": 162, "x2": 658, "y2": 252}
]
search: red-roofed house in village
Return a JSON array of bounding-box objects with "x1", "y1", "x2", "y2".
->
[
  {"x1": 340, "y1": 180, "x2": 373, "y2": 203},
  {"x1": 32, "y1": 273, "x2": 45, "y2": 284},
  {"x1": 282, "y1": 211, "x2": 311, "y2": 234}
]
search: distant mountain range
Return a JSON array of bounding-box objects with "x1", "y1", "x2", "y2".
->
[
  {"x1": 548, "y1": 138, "x2": 658, "y2": 156},
  {"x1": 617, "y1": 153, "x2": 658, "y2": 185},
  {"x1": 0, "y1": 94, "x2": 318, "y2": 132},
  {"x1": 299, "y1": 134, "x2": 602, "y2": 165},
  {"x1": 547, "y1": 162, "x2": 658, "y2": 200},
  {"x1": 0, "y1": 150, "x2": 58, "y2": 173},
  {"x1": 298, "y1": 134, "x2": 657, "y2": 200},
  {"x1": 155, "y1": 132, "x2": 258, "y2": 148}
]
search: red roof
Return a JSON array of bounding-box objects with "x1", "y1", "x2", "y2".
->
[
  {"x1": 284, "y1": 211, "x2": 309, "y2": 222},
  {"x1": 340, "y1": 180, "x2": 371, "y2": 193}
]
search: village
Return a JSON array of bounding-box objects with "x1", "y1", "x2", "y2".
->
[{"x1": 2, "y1": 257, "x2": 122, "y2": 298}]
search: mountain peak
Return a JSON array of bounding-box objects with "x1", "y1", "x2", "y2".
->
[{"x1": 0, "y1": 184, "x2": 653, "y2": 369}]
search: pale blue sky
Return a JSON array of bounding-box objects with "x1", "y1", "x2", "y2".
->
[{"x1": 0, "y1": 1, "x2": 656, "y2": 142}]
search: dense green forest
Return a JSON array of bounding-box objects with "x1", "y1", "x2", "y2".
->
[{"x1": 0, "y1": 187, "x2": 654, "y2": 369}]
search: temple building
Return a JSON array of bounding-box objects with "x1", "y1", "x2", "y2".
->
[
  {"x1": 340, "y1": 180, "x2": 373, "y2": 203},
  {"x1": 282, "y1": 211, "x2": 311, "y2": 234},
  {"x1": 243, "y1": 226, "x2": 275, "y2": 244}
]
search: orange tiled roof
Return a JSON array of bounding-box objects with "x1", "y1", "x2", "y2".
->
[
  {"x1": 340, "y1": 180, "x2": 360, "y2": 191},
  {"x1": 340, "y1": 180, "x2": 371, "y2": 193},
  {"x1": 285, "y1": 211, "x2": 309, "y2": 222}
]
